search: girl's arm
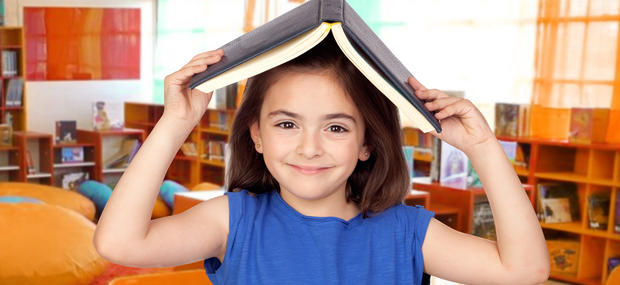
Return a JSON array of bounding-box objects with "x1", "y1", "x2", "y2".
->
[
  {"x1": 409, "y1": 77, "x2": 550, "y2": 284},
  {"x1": 93, "y1": 50, "x2": 230, "y2": 267}
]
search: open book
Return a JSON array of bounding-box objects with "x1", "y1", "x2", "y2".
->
[{"x1": 190, "y1": 0, "x2": 441, "y2": 133}]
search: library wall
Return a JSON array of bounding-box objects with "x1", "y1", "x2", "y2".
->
[{"x1": 3, "y1": 0, "x2": 155, "y2": 135}]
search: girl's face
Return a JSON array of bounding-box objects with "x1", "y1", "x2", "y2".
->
[{"x1": 250, "y1": 70, "x2": 370, "y2": 201}]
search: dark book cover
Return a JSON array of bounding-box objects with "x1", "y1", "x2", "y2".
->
[
  {"x1": 189, "y1": 0, "x2": 440, "y2": 133},
  {"x1": 538, "y1": 182, "x2": 580, "y2": 223},
  {"x1": 615, "y1": 194, "x2": 620, "y2": 234},
  {"x1": 587, "y1": 193, "x2": 610, "y2": 230},
  {"x1": 55, "y1": 120, "x2": 77, "y2": 144}
]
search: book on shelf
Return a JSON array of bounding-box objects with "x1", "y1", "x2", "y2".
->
[
  {"x1": 568, "y1": 108, "x2": 610, "y2": 144},
  {"x1": 405, "y1": 128, "x2": 434, "y2": 148},
  {"x1": 616, "y1": 194, "x2": 620, "y2": 234},
  {"x1": 609, "y1": 257, "x2": 620, "y2": 276},
  {"x1": 180, "y1": 142, "x2": 202, "y2": 158},
  {"x1": 61, "y1": 147, "x2": 84, "y2": 163},
  {"x1": 5, "y1": 77, "x2": 23, "y2": 107},
  {"x1": 55, "y1": 120, "x2": 77, "y2": 144},
  {"x1": 494, "y1": 103, "x2": 519, "y2": 137},
  {"x1": 0, "y1": 123, "x2": 12, "y2": 146},
  {"x1": 0, "y1": 0, "x2": 4, "y2": 26},
  {"x1": 587, "y1": 193, "x2": 610, "y2": 230},
  {"x1": 92, "y1": 101, "x2": 124, "y2": 131},
  {"x1": 207, "y1": 141, "x2": 227, "y2": 161},
  {"x1": 517, "y1": 104, "x2": 530, "y2": 137},
  {"x1": 208, "y1": 110, "x2": 233, "y2": 131},
  {"x1": 498, "y1": 140, "x2": 517, "y2": 162},
  {"x1": 103, "y1": 139, "x2": 141, "y2": 169},
  {"x1": 439, "y1": 141, "x2": 469, "y2": 189},
  {"x1": 189, "y1": 0, "x2": 440, "y2": 133},
  {"x1": 513, "y1": 143, "x2": 530, "y2": 170},
  {"x1": 402, "y1": 146, "x2": 414, "y2": 179},
  {"x1": 1, "y1": 50, "x2": 19, "y2": 77},
  {"x1": 472, "y1": 197, "x2": 496, "y2": 240},
  {"x1": 213, "y1": 82, "x2": 239, "y2": 110},
  {"x1": 25, "y1": 150, "x2": 35, "y2": 174},
  {"x1": 547, "y1": 239, "x2": 580, "y2": 274},
  {"x1": 537, "y1": 182, "x2": 579, "y2": 223},
  {"x1": 429, "y1": 136, "x2": 441, "y2": 182},
  {"x1": 61, "y1": 171, "x2": 89, "y2": 190}
]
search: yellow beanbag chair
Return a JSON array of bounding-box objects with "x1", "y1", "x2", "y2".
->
[
  {"x1": 0, "y1": 182, "x2": 95, "y2": 221},
  {"x1": 0, "y1": 202, "x2": 109, "y2": 285},
  {"x1": 152, "y1": 197, "x2": 171, "y2": 218},
  {"x1": 109, "y1": 269, "x2": 212, "y2": 285}
]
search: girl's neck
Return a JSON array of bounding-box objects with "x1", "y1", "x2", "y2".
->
[{"x1": 278, "y1": 186, "x2": 361, "y2": 221}]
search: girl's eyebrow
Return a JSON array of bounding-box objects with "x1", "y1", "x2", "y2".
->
[{"x1": 267, "y1": 109, "x2": 356, "y2": 123}]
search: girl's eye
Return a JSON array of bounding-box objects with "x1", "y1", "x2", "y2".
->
[
  {"x1": 328, "y1": 125, "x2": 348, "y2": 133},
  {"x1": 276, "y1": 122, "x2": 296, "y2": 129}
]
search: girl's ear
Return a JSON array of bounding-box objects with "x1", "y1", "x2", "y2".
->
[
  {"x1": 358, "y1": 145, "x2": 371, "y2": 161},
  {"x1": 250, "y1": 121, "x2": 263, "y2": 153}
]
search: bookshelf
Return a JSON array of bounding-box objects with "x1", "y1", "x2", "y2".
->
[
  {"x1": 0, "y1": 27, "x2": 26, "y2": 131},
  {"x1": 402, "y1": 127, "x2": 435, "y2": 176},
  {"x1": 125, "y1": 102, "x2": 201, "y2": 188},
  {"x1": 492, "y1": 136, "x2": 620, "y2": 284},
  {"x1": 52, "y1": 143, "x2": 96, "y2": 189},
  {"x1": 412, "y1": 181, "x2": 535, "y2": 234},
  {"x1": 125, "y1": 91, "x2": 242, "y2": 188},
  {"x1": 77, "y1": 128, "x2": 145, "y2": 188},
  {"x1": 13, "y1": 131, "x2": 53, "y2": 185}
]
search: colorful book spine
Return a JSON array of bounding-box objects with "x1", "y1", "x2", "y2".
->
[
  {"x1": 439, "y1": 141, "x2": 468, "y2": 189},
  {"x1": 495, "y1": 103, "x2": 519, "y2": 137},
  {"x1": 569, "y1": 108, "x2": 610, "y2": 144}
]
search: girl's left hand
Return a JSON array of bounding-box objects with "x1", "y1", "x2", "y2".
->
[{"x1": 408, "y1": 76, "x2": 495, "y2": 154}]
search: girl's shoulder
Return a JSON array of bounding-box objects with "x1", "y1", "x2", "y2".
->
[{"x1": 380, "y1": 203, "x2": 435, "y2": 240}]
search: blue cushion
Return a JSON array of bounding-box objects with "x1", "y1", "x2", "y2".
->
[
  {"x1": 77, "y1": 180, "x2": 112, "y2": 215},
  {"x1": 159, "y1": 180, "x2": 188, "y2": 208},
  {"x1": 0, "y1": 196, "x2": 43, "y2": 204}
]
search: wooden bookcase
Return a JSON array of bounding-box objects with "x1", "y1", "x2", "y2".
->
[
  {"x1": 412, "y1": 181, "x2": 534, "y2": 234},
  {"x1": 125, "y1": 102, "x2": 238, "y2": 188},
  {"x1": 493, "y1": 136, "x2": 620, "y2": 285},
  {"x1": 52, "y1": 143, "x2": 96, "y2": 189},
  {"x1": 77, "y1": 128, "x2": 145, "y2": 188},
  {"x1": 419, "y1": 132, "x2": 620, "y2": 284},
  {"x1": 402, "y1": 127, "x2": 434, "y2": 176},
  {"x1": 14, "y1": 131, "x2": 53, "y2": 185},
  {"x1": 0, "y1": 144, "x2": 20, "y2": 181},
  {"x1": 0, "y1": 27, "x2": 26, "y2": 131}
]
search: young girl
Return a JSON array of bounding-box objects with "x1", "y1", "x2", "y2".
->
[{"x1": 94, "y1": 37, "x2": 549, "y2": 284}]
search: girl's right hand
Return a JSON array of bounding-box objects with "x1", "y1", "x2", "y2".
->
[{"x1": 162, "y1": 49, "x2": 225, "y2": 126}]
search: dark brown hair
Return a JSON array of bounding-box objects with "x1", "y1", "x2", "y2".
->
[{"x1": 226, "y1": 34, "x2": 410, "y2": 218}]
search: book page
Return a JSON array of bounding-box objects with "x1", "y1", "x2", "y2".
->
[
  {"x1": 330, "y1": 24, "x2": 433, "y2": 133},
  {"x1": 195, "y1": 23, "x2": 333, "y2": 94}
]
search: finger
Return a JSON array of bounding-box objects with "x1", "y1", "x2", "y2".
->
[
  {"x1": 189, "y1": 49, "x2": 224, "y2": 62},
  {"x1": 408, "y1": 76, "x2": 427, "y2": 91},
  {"x1": 182, "y1": 54, "x2": 223, "y2": 69},
  {"x1": 166, "y1": 64, "x2": 209, "y2": 86},
  {"x1": 424, "y1": 96, "x2": 462, "y2": 112},
  {"x1": 416, "y1": 89, "x2": 450, "y2": 101},
  {"x1": 434, "y1": 99, "x2": 474, "y2": 120}
]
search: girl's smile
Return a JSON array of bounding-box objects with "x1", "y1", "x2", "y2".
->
[{"x1": 288, "y1": 163, "x2": 333, "y2": 175}]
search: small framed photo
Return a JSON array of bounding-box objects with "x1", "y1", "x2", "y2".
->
[{"x1": 0, "y1": 124, "x2": 13, "y2": 147}]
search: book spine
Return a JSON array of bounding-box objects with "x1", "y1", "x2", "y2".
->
[{"x1": 319, "y1": 0, "x2": 343, "y2": 22}]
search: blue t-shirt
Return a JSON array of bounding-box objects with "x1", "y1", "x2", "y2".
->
[{"x1": 204, "y1": 189, "x2": 435, "y2": 284}]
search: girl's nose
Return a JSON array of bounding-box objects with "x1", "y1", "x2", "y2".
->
[{"x1": 296, "y1": 129, "x2": 323, "y2": 159}]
